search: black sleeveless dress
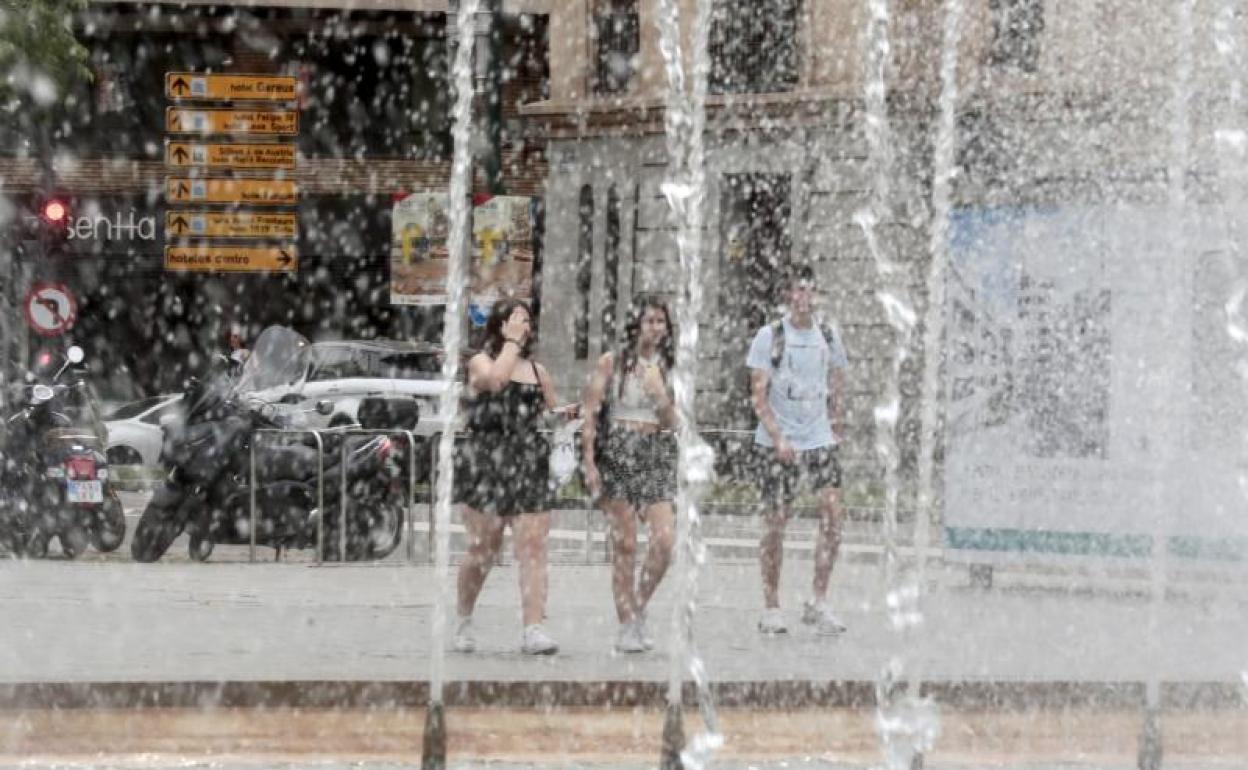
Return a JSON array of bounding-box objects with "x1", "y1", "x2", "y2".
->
[{"x1": 453, "y1": 362, "x2": 550, "y2": 516}]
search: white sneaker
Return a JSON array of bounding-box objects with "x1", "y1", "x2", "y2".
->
[
  {"x1": 614, "y1": 621, "x2": 647, "y2": 654},
  {"x1": 636, "y1": 610, "x2": 656, "y2": 650},
  {"x1": 521, "y1": 624, "x2": 559, "y2": 655},
  {"x1": 803, "y1": 600, "x2": 847, "y2": 636},
  {"x1": 758, "y1": 607, "x2": 788, "y2": 634},
  {"x1": 453, "y1": 616, "x2": 476, "y2": 653}
]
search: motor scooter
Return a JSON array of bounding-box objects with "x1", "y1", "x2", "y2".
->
[{"x1": 0, "y1": 346, "x2": 126, "y2": 558}]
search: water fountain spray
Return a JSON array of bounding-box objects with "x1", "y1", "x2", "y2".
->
[
  {"x1": 654, "y1": 0, "x2": 720, "y2": 767},
  {"x1": 422, "y1": 1, "x2": 480, "y2": 767},
  {"x1": 1138, "y1": 3, "x2": 1196, "y2": 769},
  {"x1": 857, "y1": 0, "x2": 942, "y2": 766},
  {"x1": 908, "y1": 0, "x2": 964, "y2": 738}
]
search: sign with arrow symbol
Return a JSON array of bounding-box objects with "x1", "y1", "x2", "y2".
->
[
  {"x1": 165, "y1": 73, "x2": 297, "y2": 102},
  {"x1": 165, "y1": 245, "x2": 299, "y2": 273},
  {"x1": 166, "y1": 142, "x2": 296, "y2": 169},
  {"x1": 165, "y1": 211, "x2": 298, "y2": 239}
]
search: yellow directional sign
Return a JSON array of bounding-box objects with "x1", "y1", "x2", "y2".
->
[
  {"x1": 166, "y1": 142, "x2": 297, "y2": 170},
  {"x1": 166, "y1": 73, "x2": 297, "y2": 102},
  {"x1": 166, "y1": 107, "x2": 298, "y2": 136},
  {"x1": 166, "y1": 178, "x2": 298, "y2": 206},
  {"x1": 166, "y1": 211, "x2": 298, "y2": 239},
  {"x1": 165, "y1": 245, "x2": 298, "y2": 273}
]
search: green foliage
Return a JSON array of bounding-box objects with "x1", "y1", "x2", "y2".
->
[{"x1": 0, "y1": 0, "x2": 91, "y2": 107}]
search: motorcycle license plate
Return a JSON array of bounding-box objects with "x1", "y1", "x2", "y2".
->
[{"x1": 67, "y1": 480, "x2": 103, "y2": 503}]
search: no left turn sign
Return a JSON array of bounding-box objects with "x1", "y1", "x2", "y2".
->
[{"x1": 24, "y1": 282, "x2": 78, "y2": 337}]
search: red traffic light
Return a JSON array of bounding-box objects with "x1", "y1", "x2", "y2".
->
[{"x1": 40, "y1": 199, "x2": 69, "y2": 225}]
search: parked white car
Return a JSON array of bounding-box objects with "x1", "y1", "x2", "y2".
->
[
  {"x1": 104, "y1": 394, "x2": 183, "y2": 466},
  {"x1": 254, "y1": 339, "x2": 451, "y2": 437}
]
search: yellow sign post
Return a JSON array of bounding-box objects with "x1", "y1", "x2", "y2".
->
[
  {"x1": 166, "y1": 211, "x2": 299, "y2": 239},
  {"x1": 165, "y1": 73, "x2": 297, "y2": 102},
  {"x1": 166, "y1": 142, "x2": 297, "y2": 170},
  {"x1": 166, "y1": 178, "x2": 299, "y2": 206},
  {"x1": 165, "y1": 245, "x2": 298, "y2": 273},
  {"x1": 166, "y1": 108, "x2": 298, "y2": 135}
]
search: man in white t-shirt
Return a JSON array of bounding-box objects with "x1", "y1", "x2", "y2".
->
[{"x1": 747, "y1": 265, "x2": 849, "y2": 636}]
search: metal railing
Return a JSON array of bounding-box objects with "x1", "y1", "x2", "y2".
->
[
  {"x1": 248, "y1": 427, "x2": 419, "y2": 564},
  {"x1": 242, "y1": 425, "x2": 889, "y2": 566}
]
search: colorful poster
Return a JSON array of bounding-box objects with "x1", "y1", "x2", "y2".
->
[{"x1": 390, "y1": 193, "x2": 536, "y2": 306}]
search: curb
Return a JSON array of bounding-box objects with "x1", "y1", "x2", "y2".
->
[{"x1": 0, "y1": 680, "x2": 1240, "y2": 711}]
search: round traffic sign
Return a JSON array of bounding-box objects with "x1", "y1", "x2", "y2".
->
[{"x1": 24, "y1": 282, "x2": 78, "y2": 337}]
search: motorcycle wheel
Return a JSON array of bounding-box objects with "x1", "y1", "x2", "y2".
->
[
  {"x1": 347, "y1": 497, "x2": 404, "y2": 562},
  {"x1": 188, "y1": 534, "x2": 214, "y2": 562},
  {"x1": 131, "y1": 500, "x2": 185, "y2": 563},
  {"x1": 92, "y1": 494, "x2": 127, "y2": 553},
  {"x1": 25, "y1": 529, "x2": 50, "y2": 559},
  {"x1": 60, "y1": 526, "x2": 90, "y2": 560}
]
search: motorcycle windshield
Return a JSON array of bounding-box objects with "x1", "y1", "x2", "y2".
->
[{"x1": 233, "y1": 326, "x2": 310, "y2": 397}]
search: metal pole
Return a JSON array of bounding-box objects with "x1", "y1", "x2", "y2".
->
[
  {"x1": 339, "y1": 432, "x2": 349, "y2": 560},
  {"x1": 404, "y1": 430, "x2": 418, "y2": 563},
  {"x1": 428, "y1": 432, "x2": 439, "y2": 562},
  {"x1": 249, "y1": 439, "x2": 258, "y2": 563},
  {"x1": 314, "y1": 431, "x2": 325, "y2": 564}
]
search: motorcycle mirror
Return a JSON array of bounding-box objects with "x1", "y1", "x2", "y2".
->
[
  {"x1": 316, "y1": 400, "x2": 335, "y2": 416},
  {"x1": 67, "y1": 346, "x2": 85, "y2": 364},
  {"x1": 31, "y1": 385, "x2": 54, "y2": 404}
]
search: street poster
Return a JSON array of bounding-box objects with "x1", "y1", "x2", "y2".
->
[
  {"x1": 390, "y1": 193, "x2": 536, "y2": 306},
  {"x1": 942, "y1": 205, "x2": 1248, "y2": 567}
]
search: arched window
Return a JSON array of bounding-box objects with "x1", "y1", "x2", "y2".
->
[
  {"x1": 602, "y1": 186, "x2": 622, "y2": 347},
  {"x1": 575, "y1": 185, "x2": 594, "y2": 360}
]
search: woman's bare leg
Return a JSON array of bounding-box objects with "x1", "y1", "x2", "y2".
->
[
  {"x1": 603, "y1": 498, "x2": 639, "y2": 623},
  {"x1": 636, "y1": 500, "x2": 675, "y2": 611},
  {"x1": 456, "y1": 506, "x2": 505, "y2": 618},
  {"x1": 512, "y1": 511, "x2": 552, "y2": 627}
]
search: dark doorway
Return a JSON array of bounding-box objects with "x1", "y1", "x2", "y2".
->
[{"x1": 718, "y1": 173, "x2": 792, "y2": 427}]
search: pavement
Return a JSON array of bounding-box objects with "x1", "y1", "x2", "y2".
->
[
  {"x1": 2, "y1": 492, "x2": 1247, "y2": 767},
  {"x1": 1, "y1": 548, "x2": 1246, "y2": 691}
]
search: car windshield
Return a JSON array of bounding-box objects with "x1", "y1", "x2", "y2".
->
[
  {"x1": 307, "y1": 345, "x2": 443, "y2": 382},
  {"x1": 233, "y1": 326, "x2": 311, "y2": 396},
  {"x1": 105, "y1": 395, "x2": 169, "y2": 421}
]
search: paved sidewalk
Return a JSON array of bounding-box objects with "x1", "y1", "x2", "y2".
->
[{"x1": 0, "y1": 557, "x2": 1245, "y2": 691}]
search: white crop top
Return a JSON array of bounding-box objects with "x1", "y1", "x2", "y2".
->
[{"x1": 612, "y1": 353, "x2": 663, "y2": 425}]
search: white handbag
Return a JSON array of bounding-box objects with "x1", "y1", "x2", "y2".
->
[{"x1": 548, "y1": 418, "x2": 582, "y2": 490}]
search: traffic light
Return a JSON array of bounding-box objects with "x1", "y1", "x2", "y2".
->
[{"x1": 18, "y1": 194, "x2": 72, "y2": 262}]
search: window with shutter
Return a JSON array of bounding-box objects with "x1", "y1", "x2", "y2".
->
[
  {"x1": 989, "y1": 0, "x2": 1044, "y2": 73},
  {"x1": 593, "y1": 0, "x2": 640, "y2": 95},
  {"x1": 709, "y1": 0, "x2": 800, "y2": 95}
]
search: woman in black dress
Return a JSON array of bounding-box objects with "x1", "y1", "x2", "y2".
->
[{"x1": 453, "y1": 299, "x2": 566, "y2": 655}]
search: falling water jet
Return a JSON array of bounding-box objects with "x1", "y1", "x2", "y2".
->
[
  {"x1": 905, "y1": 0, "x2": 965, "y2": 765},
  {"x1": 654, "y1": 0, "x2": 719, "y2": 766},
  {"x1": 859, "y1": 0, "x2": 943, "y2": 765},
  {"x1": 421, "y1": 0, "x2": 480, "y2": 767}
]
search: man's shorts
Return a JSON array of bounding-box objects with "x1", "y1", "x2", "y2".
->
[{"x1": 755, "y1": 444, "x2": 842, "y2": 506}]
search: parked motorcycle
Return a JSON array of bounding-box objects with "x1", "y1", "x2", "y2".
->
[
  {"x1": 0, "y1": 346, "x2": 126, "y2": 558},
  {"x1": 131, "y1": 326, "x2": 416, "y2": 563}
]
